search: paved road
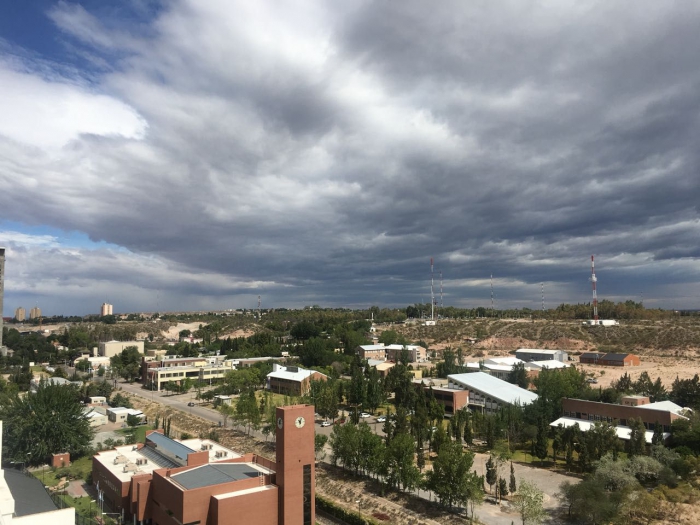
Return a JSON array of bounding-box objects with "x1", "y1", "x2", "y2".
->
[
  {"x1": 117, "y1": 381, "x2": 224, "y2": 425},
  {"x1": 115, "y1": 380, "x2": 576, "y2": 525}
]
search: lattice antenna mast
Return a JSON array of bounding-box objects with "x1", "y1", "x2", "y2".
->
[
  {"x1": 591, "y1": 255, "x2": 598, "y2": 323},
  {"x1": 430, "y1": 258, "x2": 435, "y2": 321},
  {"x1": 541, "y1": 282, "x2": 545, "y2": 313},
  {"x1": 257, "y1": 295, "x2": 261, "y2": 317},
  {"x1": 490, "y1": 274, "x2": 494, "y2": 313}
]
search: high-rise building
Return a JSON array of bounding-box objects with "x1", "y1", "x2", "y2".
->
[
  {"x1": 15, "y1": 306, "x2": 26, "y2": 322},
  {"x1": 29, "y1": 306, "x2": 42, "y2": 319},
  {"x1": 100, "y1": 303, "x2": 113, "y2": 316},
  {"x1": 0, "y1": 247, "x2": 4, "y2": 349}
]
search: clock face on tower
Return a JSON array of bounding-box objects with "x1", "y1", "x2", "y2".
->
[
  {"x1": 295, "y1": 416, "x2": 305, "y2": 428},
  {"x1": 277, "y1": 417, "x2": 284, "y2": 429}
]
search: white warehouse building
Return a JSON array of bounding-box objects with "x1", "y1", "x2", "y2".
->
[
  {"x1": 515, "y1": 348, "x2": 568, "y2": 363},
  {"x1": 447, "y1": 372, "x2": 538, "y2": 414}
]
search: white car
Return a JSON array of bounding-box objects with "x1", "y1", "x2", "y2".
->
[
  {"x1": 376, "y1": 416, "x2": 386, "y2": 423},
  {"x1": 360, "y1": 412, "x2": 371, "y2": 418},
  {"x1": 321, "y1": 420, "x2": 332, "y2": 427}
]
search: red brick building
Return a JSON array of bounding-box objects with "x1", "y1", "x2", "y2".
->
[
  {"x1": 92, "y1": 405, "x2": 315, "y2": 525},
  {"x1": 414, "y1": 382, "x2": 469, "y2": 416},
  {"x1": 561, "y1": 398, "x2": 685, "y2": 432},
  {"x1": 599, "y1": 353, "x2": 640, "y2": 366}
]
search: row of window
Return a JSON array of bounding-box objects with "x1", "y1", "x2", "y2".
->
[{"x1": 563, "y1": 410, "x2": 671, "y2": 432}]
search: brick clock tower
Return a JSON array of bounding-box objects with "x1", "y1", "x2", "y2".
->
[{"x1": 276, "y1": 404, "x2": 315, "y2": 525}]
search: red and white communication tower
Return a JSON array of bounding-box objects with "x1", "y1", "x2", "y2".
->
[
  {"x1": 430, "y1": 258, "x2": 435, "y2": 321},
  {"x1": 590, "y1": 255, "x2": 598, "y2": 323}
]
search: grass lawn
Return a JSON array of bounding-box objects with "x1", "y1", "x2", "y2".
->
[
  {"x1": 116, "y1": 424, "x2": 154, "y2": 443},
  {"x1": 32, "y1": 455, "x2": 93, "y2": 487}
]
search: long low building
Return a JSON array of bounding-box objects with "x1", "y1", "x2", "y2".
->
[
  {"x1": 355, "y1": 344, "x2": 427, "y2": 363},
  {"x1": 515, "y1": 348, "x2": 568, "y2": 363},
  {"x1": 556, "y1": 397, "x2": 688, "y2": 434},
  {"x1": 142, "y1": 356, "x2": 237, "y2": 391},
  {"x1": 549, "y1": 417, "x2": 667, "y2": 444},
  {"x1": 578, "y1": 352, "x2": 640, "y2": 366},
  {"x1": 447, "y1": 372, "x2": 538, "y2": 413}
]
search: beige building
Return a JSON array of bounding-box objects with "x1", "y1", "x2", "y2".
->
[
  {"x1": 98, "y1": 340, "x2": 145, "y2": 358},
  {"x1": 29, "y1": 306, "x2": 41, "y2": 319},
  {"x1": 142, "y1": 357, "x2": 236, "y2": 391},
  {"x1": 14, "y1": 307, "x2": 26, "y2": 322},
  {"x1": 385, "y1": 344, "x2": 427, "y2": 363},
  {"x1": 100, "y1": 303, "x2": 113, "y2": 316}
]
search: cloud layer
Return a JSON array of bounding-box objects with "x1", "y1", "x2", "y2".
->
[{"x1": 1, "y1": 0, "x2": 700, "y2": 315}]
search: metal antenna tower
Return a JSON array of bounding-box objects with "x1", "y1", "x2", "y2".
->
[
  {"x1": 430, "y1": 258, "x2": 435, "y2": 321},
  {"x1": 591, "y1": 255, "x2": 598, "y2": 323},
  {"x1": 257, "y1": 295, "x2": 261, "y2": 316},
  {"x1": 541, "y1": 282, "x2": 545, "y2": 312},
  {"x1": 490, "y1": 274, "x2": 494, "y2": 313}
]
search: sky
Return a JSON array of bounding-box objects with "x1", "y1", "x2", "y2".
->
[{"x1": 1, "y1": 1, "x2": 700, "y2": 316}]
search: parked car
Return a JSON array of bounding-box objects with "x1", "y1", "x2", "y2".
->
[
  {"x1": 586, "y1": 378, "x2": 598, "y2": 384},
  {"x1": 187, "y1": 402, "x2": 196, "y2": 406},
  {"x1": 376, "y1": 416, "x2": 386, "y2": 423},
  {"x1": 360, "y1": 412, "x2": 371, "y2": 418},
  {"x1": 321, "y1": 420, "x2": 332, "y2": 427}
]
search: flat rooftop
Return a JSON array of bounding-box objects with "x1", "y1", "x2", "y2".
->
[
  {"x1": 170, "y1": 463, "x2": 269, "y2": 490},
  {"x1": 94, "y1": 436, "x2": 241, "y2": 482}
]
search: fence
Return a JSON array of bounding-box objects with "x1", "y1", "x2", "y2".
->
[{"x1": 16, "y1": 465, "x2": 107, "y2": 525}]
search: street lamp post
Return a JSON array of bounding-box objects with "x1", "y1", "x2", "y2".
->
[{"x1": 355, "y1": 499, "x2": 361, "y2": 519}]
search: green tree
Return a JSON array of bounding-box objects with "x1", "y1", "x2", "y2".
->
[
  {"x1": 513, "y1": 480, "x2": 546, "y2": 525},
  {"x1": 425, "y1": 441, "x2": 477, "y2": 508},
  {"x1": 509, "y1": 462, "x2": 517, "y2": 494},
  {"x1": 315, "y1": 434, "x2": 328, "y2": 461},
  {"x1": 485, "y1": 455, "x2": 498, "y2": 494},
  {"x1": 499, "y1": 477, "x2": 508, "y2": 498},
  {"x1": 534, "y1": 418, "x2": 549, "y2": 464},
  {"x1": 384, "y1": 432, "x2": 421, "y2": 492},
  {"x1": 0, "y1": 382, "x2": 94, "y2": 464},
  {"x1": 507, "y1": 362, "x2": 529, "y2": 389},
  {"x1": 126, "y1": 413, "x2": 141, "y2": 427},
  {"x1": 219, "y1": 402, "x2": 234, "y2": 428},
  {"x1": 627, "y1": 418, "x2": 647, "y2": 457},
  {"x1": 110, "y1": 345, "x2": 142, "y2": 382},
  {"x1": 236, "y1": 389, "x2": 261, "y2": 435}
]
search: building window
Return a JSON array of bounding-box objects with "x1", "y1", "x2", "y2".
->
[{"x1": 303, "y1": 464, "x2": 312, "y2": 525}]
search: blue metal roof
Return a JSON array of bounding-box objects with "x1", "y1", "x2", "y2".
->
[{"x1": 147, "y1": 432, "x2": 195, "y2": 463}]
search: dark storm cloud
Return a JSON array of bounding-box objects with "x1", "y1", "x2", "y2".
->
[{"x1": 1, "y1": 0, "x2": 700, "y2": 314}]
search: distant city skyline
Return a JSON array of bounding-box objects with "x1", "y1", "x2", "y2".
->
[{"x1": 2, "y1": 2, "x2": 700, "y2": 316}]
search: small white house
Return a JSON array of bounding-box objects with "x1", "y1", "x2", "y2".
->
[{"x1": 107, "y1": 407, "x2": 144, "y2": 423}]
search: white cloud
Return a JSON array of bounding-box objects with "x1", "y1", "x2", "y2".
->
[{"x1": 0, "y1": 61, "x2": 147, "y2": 150}]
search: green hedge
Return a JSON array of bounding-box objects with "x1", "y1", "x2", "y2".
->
[{"x1": 316, "y1": 494, "x2": 378, "y2": 525}]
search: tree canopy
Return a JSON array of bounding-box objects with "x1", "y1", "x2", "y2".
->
[{"x1": 0, "y1": 381, "x2": 94, "y2": 464}]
